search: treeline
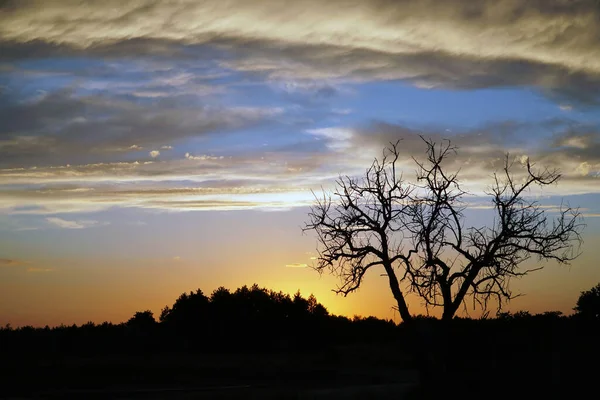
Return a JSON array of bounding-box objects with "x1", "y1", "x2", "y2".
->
[
  {"x1": 0, "y1": 284, "x2": 399, "y2": 357},
  {"x1": 1, "y1": 283, "x2": 599, "y2": 360}
]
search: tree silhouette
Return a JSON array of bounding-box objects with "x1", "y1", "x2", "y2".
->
[
  {"x1": 574, "y1": 282, "x2": 600, "y2": 320},
  {"x1": 159, "y1": 289, "x2": 210, "y2": 338},
  {"x1": 305, "y1": 138, "x2": 584, "y2": 322},
  {"x1": 127, "y1": 310, "x2": 156, "y2": 327}
]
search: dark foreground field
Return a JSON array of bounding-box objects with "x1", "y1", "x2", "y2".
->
[
  {"x1": 2, "y1": 343, "x2": 418, "y2": 399},
  {"x1": 2, "y1": 334, "x2": 598, "y2": 400}
]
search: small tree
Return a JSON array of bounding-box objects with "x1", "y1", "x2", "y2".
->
[
  {"x1": 305, "y1": 138, "x2": 583, "y2": 322},
  {"x1": 574, "y1": 283, "x2": 600, "y2": 320}
]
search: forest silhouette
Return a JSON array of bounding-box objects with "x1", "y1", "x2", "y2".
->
[{"x1": 1, "y1": 283, "x2": 599, "y2": 398}]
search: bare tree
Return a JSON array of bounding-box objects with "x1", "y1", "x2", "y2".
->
[{"x1": 304, "y1": 138, "x2": 584, "y2": 322}]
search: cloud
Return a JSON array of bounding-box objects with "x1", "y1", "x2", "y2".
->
[
  {"x1": 0, "y1": 90, "x2": 282, "y2": 168},
  {"x1": 325, "y1": 119, "x2": 600, "y2": 194},
  {"x1": 0, "y1": 158, "x2": 322, "y2": 213},
  {"x1": 0, "y1": 118, "x2": 599, "y2": 214},
  {"x1": 554, "y1": 132, "x2": 594, "y2": 149},
  {"x1": 286, "y1": 263, "x2": 308, "y2": 268},
  {"x1": 576, "y1": 162, "x2": 592, "y2": 176},
  {"x1": 1, "y1": 1, "x2": 599, "y2": 102},
  {"x1": 185, "y1": 153, "x2": 223, "y2": 161},
  {"x1": 559, "y1": 104, "x2": 573, "y2": 112},
  {"x1": 305, "y1": 127, "x2": 353, "y2": 151},
  {"x1": 1, "y1": 2, "x2": 599, "y2": 220},
  {"x1": 519, "y1": 155, "x2": 529, "y2": 166},
  {"x1": 45, "y1": 217, "x2": 105, "y2": 229},
  {"x1": 306, "y1": 127, "x2": 353, "y2": 142}
]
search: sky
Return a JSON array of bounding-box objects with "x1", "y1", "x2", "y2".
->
[{"x1": 1, "y1": 0, "x2": 600, "y2": 327}]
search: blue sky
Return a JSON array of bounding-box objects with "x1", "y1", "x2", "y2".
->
[{"x1": 1, "y1": 0, "x2": 600, "y2": 326}]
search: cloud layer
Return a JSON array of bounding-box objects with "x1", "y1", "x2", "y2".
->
[
  {"x1": 0, "y1": 120, "x2": 598, "y2": 214},
  {"x1": 1, "y1": 1, "x2": 599, "y2": 216},
  {"x1": 1, "y1": 0, "x2": 600, "y2": 101}
]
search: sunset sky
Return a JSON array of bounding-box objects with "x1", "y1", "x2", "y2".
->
[{"x1": 1, "y1": 0, "x2": 600, "y2": 327}]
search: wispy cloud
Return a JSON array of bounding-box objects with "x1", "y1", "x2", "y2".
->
[
  {"x1": 305, "y1": 127, "x2": 353, "y2": 151},
  {"x1": 286, "y1": 263, "x2": 308, "y2": 268},
  {"x1": 559, "y1": 104, "x2": 573, "y2": 112},
  {"x1": 185, "y1": 153, "x2": 224, "y2": 161},
  {"x1": 45, "y1": 217, "x2": 106, "y2": 229}
]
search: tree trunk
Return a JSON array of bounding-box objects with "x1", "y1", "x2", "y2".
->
[
  {"x1": 442, "y1": 306, "x2": 456, "y2": 321},
  {"x1": 382, "y1": 260, "x2": 412, "y2": 323},
  {"x1": 405, "y1": 318, "x2": 449, "y2": 389},
  {"x1": 395, "y1": 295, "x2": 412, "y2": 324}
]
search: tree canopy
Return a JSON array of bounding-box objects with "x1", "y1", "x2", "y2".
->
[{"x1": 574, "y1": 282, "x2": 600, "y2": 320}]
